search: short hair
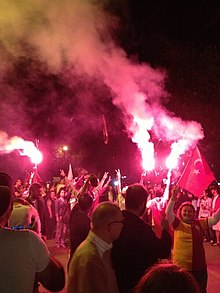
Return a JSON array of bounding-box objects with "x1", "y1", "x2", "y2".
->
[
  {"x1": 125, "y1": 184, "x2": 148, "y2": 210},
  {"x1": 29, "y1": 183, "x2": 43, "y2": 199},
  {"x1": 78, "y1": 192, "x2": 93, "y2": 212},
  {"x1": 29, "y1": 183, "x2": 42, "y2": 193},
  {"x1": 0, "y1": 172, "x2": 13, "y2": 218},
  {"x1": 0, "y1": 186, "x2": 12, "y2": 218},
  {"x1": 0, "y1": 172, "x2": 13, "y2": 189},
  {"x1": 209, "y1": 185, "x2": 220, "y2": 193},
  {"x1": 133, "y1": 263, "x2": 200, "y2": 293},
  {"x1": 91, "y1": 202, "x2": 121, "y2": 230},
  {"x1": 89, "y1": 175, "x2": 98, "y2": 187}
]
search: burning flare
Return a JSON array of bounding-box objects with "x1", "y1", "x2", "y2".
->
[{"x1": 0, "y1": 131, "x2": 43, "y2": 165}]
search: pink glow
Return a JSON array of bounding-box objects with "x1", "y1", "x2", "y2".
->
[
  {"x1": 0, "y1": 131, "x2": 43, "y2": 165},
  {"x1": 131, "y1": 115, "x2": 155, "y2": 171},
  {"x1": 166, "y1": 139, "x2": 191, "y2": 170},
  {"x1": 0, "y1": 2, "x2": 205, "y2": 169}
]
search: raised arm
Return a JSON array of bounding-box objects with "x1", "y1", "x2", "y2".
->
[
  {"x1": 165, "y1": 186, "x2": 179, "y2": 225},
  {"x1": 207, "y1": 208, "x2": 220, "y2": 227},
  {"x1": 139, "y1": 171, "x2": 146, "y2": 185},
  {"x1": 115, "y1": 169, "x2": 121, "y2": 195}
]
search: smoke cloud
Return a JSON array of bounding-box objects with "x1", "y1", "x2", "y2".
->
[{"x1": 0, "y1": 0, "x2": 204, "y2": 173}]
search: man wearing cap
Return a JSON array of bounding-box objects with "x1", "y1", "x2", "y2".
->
[{"x1": 0, "y1": 172, "x2": 65, "y2": 293}]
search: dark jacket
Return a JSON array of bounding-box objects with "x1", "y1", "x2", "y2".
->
[{"x1": 112, "y1": 210, "x2": 172, "y2": 293}]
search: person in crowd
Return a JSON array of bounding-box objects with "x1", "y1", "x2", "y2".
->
[
  {"x1": 0, "y1": 172, "x2": 65, "y2": 293},
  {"x1": 198, "y1": 190, "x2": 212, "y2": 241},
  {"x1": 112, "y1": 183, "x2": 172, "y2": 293},
  {"x1": 114, "y1": 168, "x2": 127, "y2": 210},
  {"x1": 133, "y1": 263, "x2": 200, "y2": 293},
  {"x1": 78, "y1": 171, "x2": 111, "y2": 207},
  {"x1": 13, "y1": 178, "x2": 23, "y2": 198},
  {"x1": 27, "y1": 182, "x2": 47, "y2": 239},
  {"x1": 209, "y1": 185, "x2": 220, "y2": 246},
  {"x1": 55, "y1": 187, "x2": 70, "y2": 248},
  {"x1": 165, "y1": 186, "x2": 220, "y2": 293},
  {"x1": 146, "y1": 191, "x2": 166, "y2": 237},
  {"x1": 56, "y1": 176, "x2": 66, "y2": 195},
  {"x1": 8, "y1": 197, "x2": 41, "y2": 235},
  {"x1": 44, "y1": 189, "x2": 57, "y2": 240},
  {"x1": 68, "y1": 192, "x2": 93, "y2": 261},
  {"x1": 67, "y1": 202, "x2": 124, "y2": 293}
]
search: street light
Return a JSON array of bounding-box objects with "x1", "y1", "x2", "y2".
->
[{"x1": 62, "y1": 145, "x2": 68, "y2": 152}]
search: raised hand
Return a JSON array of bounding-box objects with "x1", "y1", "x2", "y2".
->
[
  {"x1": 60, "y1": 169, "x2": 66, "y2": 177},
  {"x1": 115, "y1": 169, "x2": 121, "y2": 180}
]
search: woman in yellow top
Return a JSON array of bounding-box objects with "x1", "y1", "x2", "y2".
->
[{"x1": 166, "y1": 187, "x2": 220, "y2": 293}]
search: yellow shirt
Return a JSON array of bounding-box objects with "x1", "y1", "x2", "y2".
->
[{"x1": 173, "y1": 218, "x2": 207, "y2": 271}]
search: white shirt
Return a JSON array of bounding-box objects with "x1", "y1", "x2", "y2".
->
[{"x1": 88, "y1": 230, "x2": 112, "y2": 258}]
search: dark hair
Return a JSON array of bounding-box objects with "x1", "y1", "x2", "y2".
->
[
  {"x1": 29, "y1": 183, "x2": 43, "y2": 199},
  {"x1": 209, "y1": 185, "x2": 220, "y2": 193},
  {"x1": 78, "y1": 192, "x2": 93, "y2": 212},
  {"x1": 125, "y1": 184, "x2": 148, "y2": 210},
  {"x1": 0, "y1": 172, "x2": 13, "y2": 218},
  {"x1": 0, "y1": 186, "x2": 12, "y2": 218},
  {"x1": 89, "y1": 175, "x2": 98, "y2": 187},
  {"x1": 133, "y1": 263, "x2": 200, "y2": 293},
  {"x1": 57, "y1": 187, "x2": 66, "y2": 197},
  {"x1": 0, "y1": 172, "x2": 13, "y2": 189}
]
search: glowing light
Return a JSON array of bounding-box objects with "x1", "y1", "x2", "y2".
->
[
  {"x1": 131, "y1": 116, "x2": 155, "y2": 171},
  {"x1": 0, "y1": 131, "x2": 43, "y2": 165},
  {"x1": 161, "y1": 169, "x2": 172, "y2": 205},
  {"x1": 166, "y1": 140, "x2": 190, "y2": 170},
  {"x1": 114, "y1": 180, "x2": 119, "y2": 186},
  {"x1": 63, "y1": 145, "x2": 68, "y2": 151},
  {"x1": 166, "y1": 156, "x2": 178, "y2": 170}
]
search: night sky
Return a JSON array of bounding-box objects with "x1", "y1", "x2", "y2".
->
[{"x1": 0, "y1": 0, "x2": 219, "y2": 183}]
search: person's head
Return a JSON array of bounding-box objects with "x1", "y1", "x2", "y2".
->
[
  {"x1": 0, "y1": 172, "x2": 13, "y2": 190},
  {"x1": 201, "y1": 190, "x2": 208, "y2": 199},
  {"x1": 29, "y1": 183, "x2": 44, "y2": 200},
  {"x1": 14, "y1": 179, "x2": 22, "y2": 187},
  {"x1": 89, "y1": 174, "x2": 99, "y2": 187},
  {"x1": 133, "y1": 263, "x2": 200, "y2": 293},
  {"x1": 78, "y1": 192, "x2": 93, "y2": 212},
  {"x1": 209, "y1": 185, "x2": 220, "y2": 196},
  {"x1": 50, "y1": 190, "x2": 57, "y2": 200},
  {"x1": 57, "y1": 187, "x2": 66, "y2": 198},
  {"x1": 91, "y1": 202, "x2": 123, "y2": 243},
  {"x1": 177, "y1": 202, "x2": 196, "y2": 224},
  {"x1": 0, "y1": 172, "x2": 13, "y2": 224},
  {"x1": 125, "y1": 184, "x2": 148, "y2": 217}
]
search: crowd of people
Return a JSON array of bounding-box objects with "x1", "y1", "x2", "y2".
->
[{"x1": 0, "y1": 167, "x2": 220, "y2": 293}]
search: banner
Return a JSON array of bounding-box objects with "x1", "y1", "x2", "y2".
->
[{"x1": 178, "y1": 146, "x2": 216, "y2": 197}]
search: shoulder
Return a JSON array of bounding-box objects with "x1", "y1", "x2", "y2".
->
[{"x1": 72, "y1": 240, "x2": 101, "y2": 267}]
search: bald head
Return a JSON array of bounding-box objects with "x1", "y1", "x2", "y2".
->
[
  {"x1": 92, "y1": 202, "x2": 121, "y2": 229},
  {"x1": 91, "y1": 202, "x2": 123, "y2": 243}
]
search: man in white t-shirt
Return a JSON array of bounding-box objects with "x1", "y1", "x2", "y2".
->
[{"x1": 0, "y1": 172, "x2": 65, "y2": 293}]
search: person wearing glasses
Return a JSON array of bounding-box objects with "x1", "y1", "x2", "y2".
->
[{"x1": 67, "y1": 201, "x2": 123, "y2": 293}]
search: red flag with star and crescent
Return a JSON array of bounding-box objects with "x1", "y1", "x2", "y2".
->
[{"x1": 177, "y1": 146, "x2": 216, "y2": 197}]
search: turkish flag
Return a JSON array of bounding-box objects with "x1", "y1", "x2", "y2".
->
[{"x1": 178, "y1": 146, "x2": 216, "y2": 197}]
